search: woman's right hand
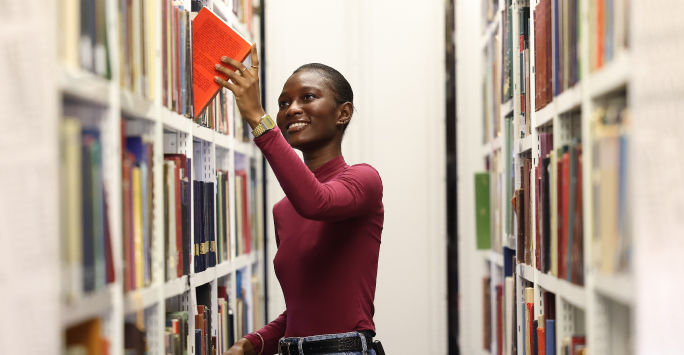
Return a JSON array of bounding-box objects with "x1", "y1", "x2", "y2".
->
[{"x1": 223, "y1": 338, "x2": 256, "y2": 355}]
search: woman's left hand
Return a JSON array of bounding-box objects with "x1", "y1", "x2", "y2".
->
[{"x1": 214, "y1": 43, "x2": 266, "y2": 130}]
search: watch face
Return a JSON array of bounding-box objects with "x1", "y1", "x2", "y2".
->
[{"x1": 263, "y1": 115, "x2": 276, "y2": 129}]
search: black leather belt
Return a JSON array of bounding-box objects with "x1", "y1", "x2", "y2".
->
[{"x1": 279, "y1": 334, "x2": 378, "y2": 355}]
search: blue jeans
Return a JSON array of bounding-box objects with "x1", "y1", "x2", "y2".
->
[{"x1": 278, "y1": 331, "x2": 377, "y2": 355}]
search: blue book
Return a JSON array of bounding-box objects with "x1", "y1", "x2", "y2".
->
[
  {"x1": 205, "y1": 182, "x2": 216, "y2": 268},
  {"x1": 180, "y1": 8, "x2": 186, "y2": 115},
  {"x1": 546, "y1": 319, "x2": 556, "y2": 355},
  {"x1": 503, "y1": 247, "x2": 516, "y2": 277},
  {"x1": 81, "y1": 134, "x2": 95, "y2": 292},
  {"x1": 195, "y1": 329, "x2": 202, "y2": 355}
]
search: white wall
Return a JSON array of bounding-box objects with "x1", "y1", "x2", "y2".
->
[
  {"x1": 454, "y1": 0, "x2": 487, "y2": 354},
  {"x1": 263, "y1": 1, "x2": 447, "y2": 353}
]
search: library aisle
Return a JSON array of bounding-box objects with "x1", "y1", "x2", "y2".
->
[
  {"x1": 2, "y1": 0, "x2": 683, "y2": 355},
  {"x1": 456, "y1": 0, "x2": 684, "y2": 355}
]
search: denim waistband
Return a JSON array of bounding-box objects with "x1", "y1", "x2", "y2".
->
[{"x1": 278, "y1": 331, "x2": 375, "y2": 355}]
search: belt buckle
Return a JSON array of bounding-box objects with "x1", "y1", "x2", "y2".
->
[{"x1": 280, "y1": 343, "x2": 291, "y2": 355}]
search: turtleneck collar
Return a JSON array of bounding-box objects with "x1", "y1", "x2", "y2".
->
[{"x1": 312, "y1": 155, "x2": 348, "y2": 182}]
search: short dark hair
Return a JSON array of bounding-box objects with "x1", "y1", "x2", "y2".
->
[{"x1": 293, "y1": 63, "x2": 354, "y2": 131}]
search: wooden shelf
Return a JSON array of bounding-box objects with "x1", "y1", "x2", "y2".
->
[
  {"x1": 62, "y1": 286, "x2": 115, "y2": 327},
  {"x1": 124, "y1": 284, "x2": 160, "y2": 314},
  {"x1": 594, "y1": 273, "x2": 634, "y2": 306},
  {"x1": 556, "y1": 82, "x2": 582, "y2": 115},
  {"x1": 163, "y1": 276, "x2": 189, "y2": 299},
  {"x1": 120, "y1": 90, "x2": 155, "y2": 121},
  {"x1": 161, "y1": 107, "x2": 192, "y2": 133},
  {"x1": 534, "y1": 103, "x2": 554, "y2": 128},
  {"x1": 589, "y1": 53, "x2": 630, "y2": 98},
  {"x1": 60, "y1": 66, "x2": 111, "y2": 106}
]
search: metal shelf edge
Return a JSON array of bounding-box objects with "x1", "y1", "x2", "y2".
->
[{"x1": 62, "y1": 286, "x2": 115, "y2": 327}]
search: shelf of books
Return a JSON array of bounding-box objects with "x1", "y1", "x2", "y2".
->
[
  {"x1": 467, "y1": 0, "x2": 632, "y2": 354},
  {"x1": 57, "y1": 0, "x2": 266, "y2": 354}
]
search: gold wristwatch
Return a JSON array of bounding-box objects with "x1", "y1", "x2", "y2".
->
[{"x1": 252, "y1": 114, "x2": 276, "y2": 138}]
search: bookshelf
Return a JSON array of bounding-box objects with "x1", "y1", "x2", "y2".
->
[
  {"x1": 461, "y1": 0, "x2": 633, "y2": 354},
  {"x1": 56, "y1": 0, "x2": 266, "y2": 354}
]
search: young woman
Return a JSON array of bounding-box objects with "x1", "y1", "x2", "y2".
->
[{"x1": 213, "y1": 45, "x2": 385, "y2": 355}]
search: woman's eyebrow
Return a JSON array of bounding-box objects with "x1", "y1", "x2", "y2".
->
[{"x1": 298, "y1": 86, "x2": 323, "y2": 93}]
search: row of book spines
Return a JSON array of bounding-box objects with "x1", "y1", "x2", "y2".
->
[
  {"x1": 58, "y1": 0, "x2": 111, "y2": 79},
  {"x1": 515, "y1": 137, "x2": 584, "y2": 285},
  {"x1": 122, "y1": 132, "x2": 156, "y2": 292},
  {"x1": 160, "y1": 168, "x2": 254, "y2": 279},
  {"x1": 162, "y1": 1, "x2": 194, "y2": 117},
  {"x1": 61, "y1": 117, "x2": 115, "y2": 301},
  {"x1": 119, "y1": 0, "x2": 157, "y2": 100},
  {"x1": 164, "y1": 154, "x2": 192, "y2": 281},
  {"x1": 483, "y1": 281, "x2": 587, "y2": 355},
  {"x1": 591, "y1": 104, "x2": 630, "y2": 274}
]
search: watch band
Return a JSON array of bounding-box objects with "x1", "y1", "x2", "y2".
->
[{"x1": 252, "y1": 114, "x2": 276, "y2": 138}]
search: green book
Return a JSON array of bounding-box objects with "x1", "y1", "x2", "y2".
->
[{"x1": 475, "y1": 172, "x2": 491, "y2": 249}]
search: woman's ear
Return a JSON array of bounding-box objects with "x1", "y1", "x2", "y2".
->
[{"x1": 336, "y1": 102, "x2": 353, "y2": 127}]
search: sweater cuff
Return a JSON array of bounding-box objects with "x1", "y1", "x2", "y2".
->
[
  {"x1": 253, "y1": 125, "x2": 280, "y2": 146},
  {"x1": 243, "y1": 333, "x2": 263, "y2": 355}
]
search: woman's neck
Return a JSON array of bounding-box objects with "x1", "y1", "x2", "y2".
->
[{"x1": 302, "y1": 143, "x2": 342, "y2": 171}]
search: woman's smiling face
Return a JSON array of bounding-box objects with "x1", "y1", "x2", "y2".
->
[{"x1": 276, "y1": 70, "x2": 348, "y2": 151}]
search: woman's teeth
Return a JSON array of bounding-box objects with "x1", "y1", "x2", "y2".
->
[{"x1": 289, "y1": 122, "x2": 308, "y2": 129}]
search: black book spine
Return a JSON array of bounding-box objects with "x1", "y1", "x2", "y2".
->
[
  {"x1": 181, "y1": 179, "x2": 190, "y2": 275},
  {"x1": 198, "y1": 181, "x2": 206, "y2": 272},
  {"x1": 82, "y1": 138, "x2": 95, "y2": 292},
  {"x1": 207, "y1": 182, "x2": 216, "y2": 267},
  {"x1": 193, "y1": 180, "x2": 201, "y2": 273}
]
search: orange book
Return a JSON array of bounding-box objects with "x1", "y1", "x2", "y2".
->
[
  {"x1": 537, "y1": 315, "x2": 546, "y2": 355},
  {"x1": 192, "y1": 7, "x2": 252, "y2": 119}
]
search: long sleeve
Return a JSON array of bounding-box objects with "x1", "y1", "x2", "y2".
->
[
  {"x1": 254, "y1": 127, "x2": 382, "y2": 221},
  {"x1": 244, "y1": 310, "x2": 287, "y2": 355}
]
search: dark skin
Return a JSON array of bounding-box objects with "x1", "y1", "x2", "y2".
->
[
  {"x1": 213, "y1": 46, "x2": 352, "y2": 355},
  {"x1": 214, "y1": 44, "x2": 352, "y2": 172}
]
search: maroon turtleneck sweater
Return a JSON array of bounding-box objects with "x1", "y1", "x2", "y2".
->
[{"x1": 243, "y1": 126, "x2": 384, "y2": 355}]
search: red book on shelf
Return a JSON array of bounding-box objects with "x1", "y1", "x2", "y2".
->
[
  {"x1": 537, "y1": 324, "x2": 546, "y2": 355},
  {"x1": 571, "y1": 146, "x2": 584, "y2": 285},
  {"x1": 496, "y1": 284, "x2": 503, "y2": 355},
  {"x1": 535, "y1": 164, "x2": 541, "y2": 270},
  {"x1": 192, "y1": 7, "x2": 252, "y2": 119},
  {"x1": 237, "y1": 170, "x2": 252, "y2": 254},
  {"x1": 596, "y1": 0, "x2": 604, "y2": 69}
]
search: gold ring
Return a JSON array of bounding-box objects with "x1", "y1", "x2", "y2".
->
[{"x1": 241, "y1": 67, "x2": 249, "y2": 74}]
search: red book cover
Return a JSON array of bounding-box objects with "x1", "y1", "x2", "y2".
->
[
  {"x1": 533, "y1": 8, "x2": 540, "y2": 111},
  {"x1": 526, "y1": 303, "x2": 534, "y2": 354},
  {"x1": 571, "y1": 336, "x2": 586, "y2": 355},
  {"x1": 545, "y1": 0, "x2": 552, "y2": 106},
  {"x1": 192, "y1": 7, "x2": 252, "y2": 119},
  {"x1": 538, "y1": 326, "x2": 546, "y2": 355},
  {"x1": 497, "y1": 285, "x2": 503, "y2": 355},
  {"x1": 176, "y1": 7, "x2": 181, "y2": 113},
  {"x1": 103, "y1": 185, "x2": 115, "y2": 284},
  {"x1": 596, "y1": 0, "x2": 604, "y2": 69},
  {"x1": 571, "y1": 146, "x2": 584, "y2": 285},
  {"x1": 535, "y1": 164, "x2": 541, "y2": 270},
  {"x1": 164, "y1": 155, "x2": 187, "y2": 277}
]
